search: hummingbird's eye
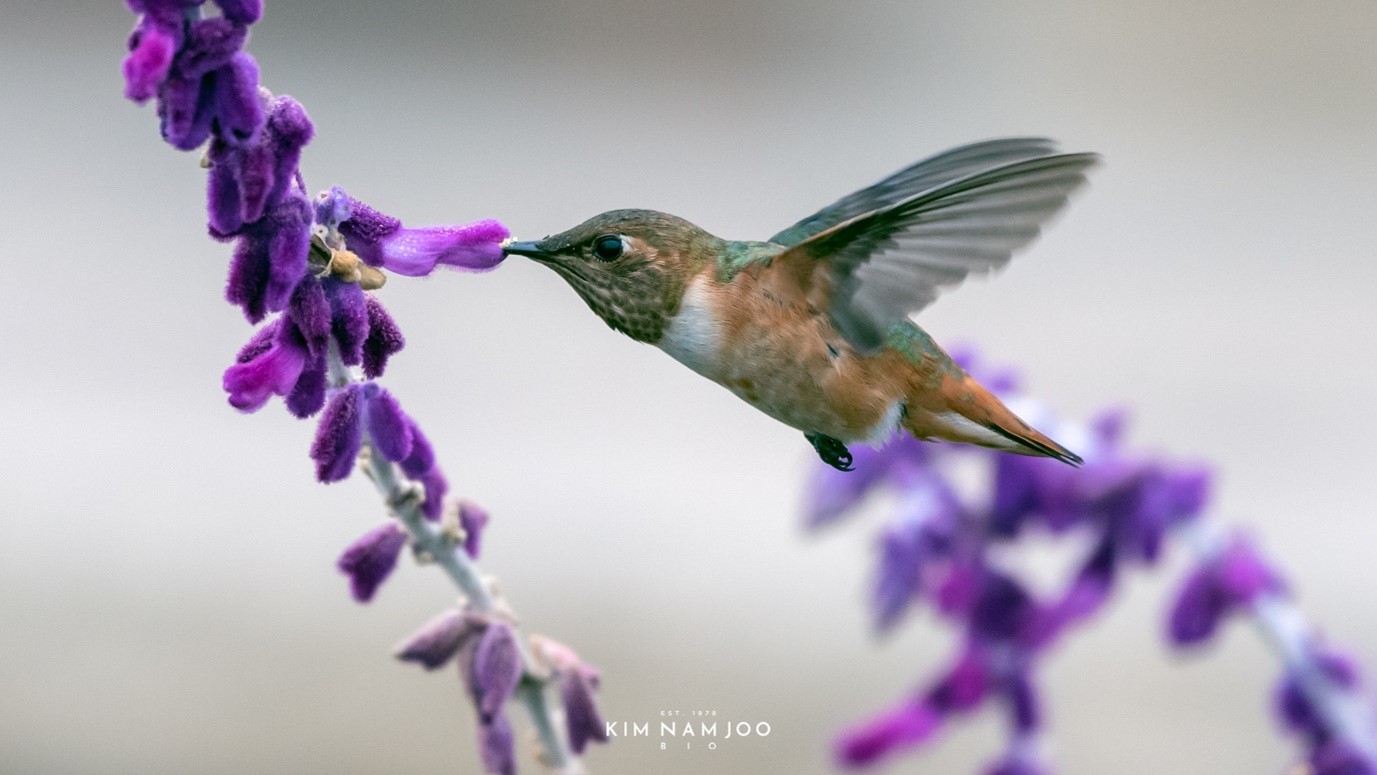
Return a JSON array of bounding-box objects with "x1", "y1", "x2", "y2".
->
[{"x1": 592, "y1": 234, "x2": 625, "y2": 261}]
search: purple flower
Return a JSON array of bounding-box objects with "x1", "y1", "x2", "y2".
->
[
  {"x1": 311, "y1": 384, "x2": 365, "y2": 482},
  {"x1": 222, "y1": 318, "x2": 306, "y2": 412},
  {"x1": 207, "y1": 95, "x2": 314, "y2": 237},
  {"x1": 458, "y1": 500, "x2": 490, "y2": 559},
  {"x1": 532, "y1": 635, "x2": 609, "y2": 755},
  {"x1": 835, "y1": 702, "x2": 941, "y2": 768},
  {"x1": 1168, "y1": 537, "x2": 1283, "y2": 646},
  {"x1": 362, "y1": 296, "x2": 405, "y2": 379},
  {"x1": 337, "y1": 521, "x2": 407, "y2": 603},
  {"x1": 1278, "y1": 649, "x2": 1362, "y2": 741},
  {"x1": 310, "y1": 383, "x2": 422, "y2": 483},
  {"x1": 123, "y1": 14, "x2": 179, "y2": 102},
  {"x1": 472, "y1": 622, "x2": 522, "y2": 723},
  {"x1": 317, "y1": 187, "x2": 510, "y2": 276},
  {"x1": 395, "y1": 609, "x2": 486, "y2": 670},
  {"x1": 224, "y1": 191, "x2": 312, "y2": 322},
  {"x1": 325, "y1": 280, "x2": 369, "y2": 366},
  {"x1": 1311, "y1": 741, "x2": 1377, "y2": 775},
  {"x1": 477, "y1": 713, "x2": 517, "y2": 775}
]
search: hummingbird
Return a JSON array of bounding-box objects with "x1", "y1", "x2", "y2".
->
[{"x1": 503, "y1": 138, "x2": 1096, "y2": 471}]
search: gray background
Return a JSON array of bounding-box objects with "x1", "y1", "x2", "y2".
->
[{"x1": 2, "y1": 1, "x2": 1375, "y2": 773}]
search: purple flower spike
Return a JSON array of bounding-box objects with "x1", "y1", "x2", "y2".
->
[
  {"x1": 1168, "y1": 537, "x2": 1282, "y2": 646},
  {"x1": 222, "y1": 319, "x2": 306, "y2": 412},
  {"x1": 396, "y1": 609, "x2": 486, "y2": 670},
  {"x1": 835, "y1": 702, "x2": 941, "y2": 768},
  {"x1": 311, "y1": 384, "x2": 364, "y2": 482},
  {"x1": 123, "y1": 16, "x2": 178, "y2": 102},
  {"x1": 337, "y1": 521, "x2": 408, "y2": 603},
  {"x1": 458, "y1": 500, "x2": 490, "y2": 559},
  {"x1": 362, "y1": 296, "x2": 405, "y2": 379},
  {"x1": 473, "y1": 622, "x2": 523, "y2": 723},
  {"x1": 322, "y1": 187, "x2": 510, "y2": 276},
  {"x1": 477, "y1": 713, "x2": 517, "y2": 775}
]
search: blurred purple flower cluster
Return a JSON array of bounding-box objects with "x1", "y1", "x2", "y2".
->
[
  {"x1": 121, "y1": 3, "x2": 604, "y2": 772},
  {"x1": 810, "y1": 346, "x2": 1375, "y2": 775}
]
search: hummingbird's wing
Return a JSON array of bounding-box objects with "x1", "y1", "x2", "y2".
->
[
  {"x1": 769, "y1": 138, "x2": 1064, "y2": 247},
  {"x1": 778, "y1": 152, "x2": 1098, "y2": 353}
]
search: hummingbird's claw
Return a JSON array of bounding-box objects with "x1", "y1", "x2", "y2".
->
[{"x1": 806, "y1": 432, "x2": 854, "y2": 472}]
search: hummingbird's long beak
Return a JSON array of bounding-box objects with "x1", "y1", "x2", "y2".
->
[{"x1": 501, "y1": 240, "x2": 553, "y2": 261}]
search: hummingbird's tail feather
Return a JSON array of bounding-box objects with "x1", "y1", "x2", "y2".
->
[{"x1": 902, "y1": 373, "x2": 1083, "y2": 466}]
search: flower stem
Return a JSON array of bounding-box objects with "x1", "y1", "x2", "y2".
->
[{"x1": 327, "y1": 342, "x2": 579, "y2": 770}]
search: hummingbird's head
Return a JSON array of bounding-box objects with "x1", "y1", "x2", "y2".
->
[{"x1": 503, "y1": 209, "x2": 721, "y2": 342}]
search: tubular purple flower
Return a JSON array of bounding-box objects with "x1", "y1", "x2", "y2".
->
[
  {"x1": 1045, "y1": 534, "x2": 1117, "y2": 634},
  {"x1": 222, "y1": 318, "x2": 306, "y2": 412},
  {"x1": 926, "y1": 649, "x2": 991, "y2": 714},
  {"x1": 311, "y1": 384, "x2": 364, "y2": 482},
  {"x1": 337, "y1": 521, "x2": 407, "y2": 603},
  {"x1": 458, "y1": 500, "x2": 490, "y2": 559},
  {"x1": 835, "y1": 701, "x2": 941, "y2": 768},
  {"x1": 224, "y1": 191, "x2": 312, "y2": 322},
  {"x1": 175, "y1": 17, "x2": 247, "y2": 80},
  {"x1": 361, "y1": 296, "x2": 405, "y2": 379},
  {"x1": 1168, "y1": 537, "x2": 1282, "y2": 646},
  {"x1": 319, "y1": 187, "x2": 510, "y2": 276},
  {"x1": 395, "y1": 609, "x2": 486, "y2": 670},
  {"x1": 971, "y1": 573, "x2": 1036, "y2": 645}
]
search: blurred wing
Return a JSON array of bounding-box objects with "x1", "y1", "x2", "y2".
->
[
  {"x1": 781, "y1": 152, "x2": 1099, "y2": 353},
  {"x1": 769, "y1": 138, "x2": 1063, "y2": 246}
]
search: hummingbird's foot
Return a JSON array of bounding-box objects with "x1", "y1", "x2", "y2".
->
[{"x1": 806, "y1": 432, "x2": 854, "y2": 472}]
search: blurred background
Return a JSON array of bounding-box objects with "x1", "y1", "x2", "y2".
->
[{"x1": 3, "y1": 1, "x2": 1375, "y2": 773}]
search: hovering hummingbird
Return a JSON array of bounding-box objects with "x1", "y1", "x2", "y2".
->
[{"x1": 503, "y1": 138, "x2": 1096, "y2": 471}]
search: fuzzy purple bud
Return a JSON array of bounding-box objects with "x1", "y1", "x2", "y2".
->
[
  {"x1": 224, "y1": 192, "x2": 312, "y2": 322},
  {"x1": 284, "y1": 348, "x2": 327, "y2": 418},
  {"x1": 458, "y1": 500, "x2": 490, "y2": 559},
  {"x1": 337, "y1": 521, "x2": 407, "y2": 603},
  {"x1": 361, "y1": 295, "x2": 405, "y2": 379},
  {"x1": 213, "y1": 0, "x2": 263, "y2": 25},
  {"x1": 361, "y1": 383, "x2": 414, "y2": 463},
  {"x1": 208, "y1": 96, "x2": 314, "y2": 236},
  {"x1": 477, "y1": 713, "x2": 517, "y2": 775},
  {"x1": 473, "y1": 623, "x2": 522, "y2": 723},
  {"x1": 311, "y1": 385, "x2": 364, "y2": 482},
  {"x1": 561, "y1": 666, "x2": 608, "y2": 754},
  {"x1": 1168, "y1": 538, "x2": 1282, "y2": 646},
  {"x1": 395, "y1": 609, "x2": 486, "y2": 670},
  {"x1": 123, "y1": 16, "x2": 177, "y2": 102}
]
